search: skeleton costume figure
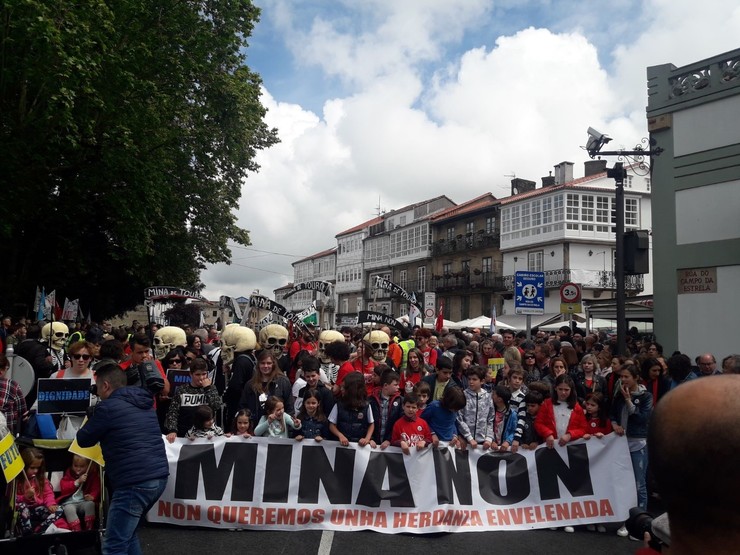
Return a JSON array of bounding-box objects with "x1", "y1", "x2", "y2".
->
[
  {"x1": 207, "y1": 323, "x2": 240, "y2": 395},
  {"x1": 258, "y1": 324, "x2": 290, "y2": 374},
  {"x1": 222, "y1": 326, "x2": 258, "y2": 424},
  {"x1": 318, "y1": 330, "x2": 345, "y2": 385},
  {"x1": 41, "y1": 322, "x2": 69, "y2": 372}
]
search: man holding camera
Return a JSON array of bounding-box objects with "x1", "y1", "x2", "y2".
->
[{"x1": 77, "y1": 361, "x2": 169, "y2": 554}]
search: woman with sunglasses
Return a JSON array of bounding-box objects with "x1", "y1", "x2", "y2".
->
[
  {"x1": 51, "y1": 341, "x2": 95, "y2": 381},
  {"x1": 522, "y1": 351, "x2": 541, "y2": 383}
]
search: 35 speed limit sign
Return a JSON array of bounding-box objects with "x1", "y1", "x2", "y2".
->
[{"x1": 559, "y1": 282, "x2": 581, "y2": 303}]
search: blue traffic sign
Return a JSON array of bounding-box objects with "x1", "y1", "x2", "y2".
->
[{"x1": 514, "y1": 271, "x2": 545, "y2": 315}]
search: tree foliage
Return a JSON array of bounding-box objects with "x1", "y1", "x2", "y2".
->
[
  {"x1": 0, "y1": 0, "x2": 278, "y2": 318},
  {"x1": 163, "y1": 302, "x2": 201, "y2": 330}
]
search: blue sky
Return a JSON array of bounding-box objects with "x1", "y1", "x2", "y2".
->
[{"x1": 202, "y1": 0, "x2": 740, "y2": 300}]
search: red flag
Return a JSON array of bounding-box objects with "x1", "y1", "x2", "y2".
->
[
  {"x1": 435, "y1": 300, "x2": 445, "y2": 332},
  {"x1": 54, "y1": 297, "x2": 63, "y2": 320}
]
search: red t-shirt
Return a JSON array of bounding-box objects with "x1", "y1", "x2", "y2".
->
[
  {"x1": 351, "y1": 357, "x2": 378, "y2": 396},
  {"x1": 335, "y1": 361, "x2": 359, "y2": 387},
  {"x1": 399, "y1": 371, "x2": 422, "y2": 395},
  {"x1": 419, "y1": 346, "x2": 437, "y2": 368},
  {"x1": 392, "y1": 416, "x2": 433, "y2": 447}
]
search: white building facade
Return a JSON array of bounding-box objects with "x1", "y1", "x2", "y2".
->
[{"x1": 499, "y1": 161, "x2": 653, "y2": 324}]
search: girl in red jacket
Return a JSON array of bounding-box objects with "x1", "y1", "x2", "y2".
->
[
  {"x1": 583, "y1": 392, "x2": 613, "y2": 440},
  {"x1": 535, "y1": 374, "x2": 587, "y2": 449},
  {"x1": 57, "y1": 454, "x2": 101, "y2": 531}
]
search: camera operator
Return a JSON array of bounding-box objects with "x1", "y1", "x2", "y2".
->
[
  {"x1": 634, "y1": 374, "x2": 740, "y2": 554},
  {"x1": 77, "y1": 362, "x2": 169, "y2": 553}
]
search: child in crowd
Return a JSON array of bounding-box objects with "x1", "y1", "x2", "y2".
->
[
  {"x1": 582, "y1": 391, "x2": 613, "y2": 534},
  {"x1": 400, "y1": 348, "x2": 427, "y2": 394},
  {"x1": 328, "y1": 372, "x2": 375, "y2": 447},
  {"x1": 507, "y1": 366, "x2": 528, "y2": 413},
  {"x1": 186, "y1": 405, "x2": 226, "y2": 440},
  {"x1": 491, "y1": 385, "x2": 517, "y2": 450},
  {"x1": 583, "y1": 392, "x2": 613, "y2": 440},
  {"x1": 293, "y1": 356, "x2": 334, "y2": 416},
  {"x1": 293, "y1": 390, "x2": 329, "y2": 442},
  {"x1": 369, "y1": 369, "x2": 403, "y2": 449},
  {"x1": 414, "y1": 381, "x2": 431, "y2": 414},
  {"x1": 166, "y1": 357, "x2": 223, "y2": 442},
  {"x1": 57, "y1": 454, "x2": 100, "y2": 532},
  {"x1": 421, "y1": 356, "x2": 455, "y2": 402},
  {"x1": 421, "y1": 385, "x2": 466, "y2": 447},
  {"x1": 535, "y1": 374, "x2": 587, "y2": 449},
  {"x1": 254, "y1": 397, "x2": 301, "y2": 438},
  {"x1": 231, "y1": 408, "x2": 252, "y2": 438},
  {"x1": 15, "y1": 447, "x2": 61, "y2": 535},
  {"x1": 456, "y1": 366, "x2": 493, "y2": 450},
  {"x1": 392, "y1": 392, "x2": 432, "y2": 455},
  {"x1": 511, "y1": 390, "x2": 544, "y2": 452}
]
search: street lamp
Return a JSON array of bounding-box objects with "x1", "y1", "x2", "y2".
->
[{"x1": 584, "y1": 128, "x2": 663, "y2": 355}]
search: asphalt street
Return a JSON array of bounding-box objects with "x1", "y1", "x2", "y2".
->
[{"x1": 138, "y1": 523, "x2": 639, "y2": 555}]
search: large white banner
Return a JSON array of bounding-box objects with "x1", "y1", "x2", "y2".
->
[{"x1": 148, "y1": 434, "x2": 637, "y2": 533}]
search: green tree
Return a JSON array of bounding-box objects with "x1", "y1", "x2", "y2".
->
[
  {"x1": 163, "y1": 302, "x2": 201, "y2": 330},
  {"x1": 0, "y1": 0, "x2": 278, "y2": 318}
]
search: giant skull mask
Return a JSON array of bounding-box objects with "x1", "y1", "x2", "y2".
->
[
  {"x1": 364, "y1": 330, "x2": 390, "y2": 362},
  {"x1": 318, "y1": 330, "x2": 344, "y2": 364},
  {"x1": 221, "y1": 326, "x2": 257, "y2": 366},
  {"x1": 42, "y1": 322, "x2": 69, "y2": 351},
  {"x1": 153, "y1": 326, "x2": 187, "y2": 360},
  {"x1": 259, "y1": 324, "x2": 289, "y2": 358},
  {"x1": 219, "y1": 323, "x2": 241, "y2": 365}
]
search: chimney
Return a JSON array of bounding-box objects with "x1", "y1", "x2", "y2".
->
[
  {"x1": 554, "y1": 162, "x2": 574, "y2": 185},
  {"x1": 541, "y1": 172, "x2": 555, "y2": 187},
  {"x1": 511, "y1": 178, "x2": 536, "y2": 196},
  {"x1": 584, "y1": 159, "x2": 607, "y2": 177}
]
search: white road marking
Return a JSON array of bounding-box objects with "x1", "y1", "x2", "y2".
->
[{"x1": 318, "y1": 530, "x2": 334, "y2": 555}]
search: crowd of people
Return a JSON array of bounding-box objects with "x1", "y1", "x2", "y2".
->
[{"x1": 2, "y1": 313, "x2": 740, "y2": 545}]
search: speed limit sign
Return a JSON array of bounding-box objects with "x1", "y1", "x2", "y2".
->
[{"x1": 560, "y1": 282, "x2": 581, "y2": 303}]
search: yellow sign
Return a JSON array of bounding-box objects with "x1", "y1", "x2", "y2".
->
[
  {"x1": 68, "y1": 418, "x2": 105, "y2": 467},
  {"x1": 487, "y1": 358, "x2": 505, "y2": 381},
  {"x1": 0, "y1": 433, "x2": 24, "y2": 482},
  {"x1": 560, "y1": 302, "x2": 582, "y2": 314}
]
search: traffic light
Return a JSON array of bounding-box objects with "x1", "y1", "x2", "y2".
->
[{"x1": 624, "y1": 230, "x2": 650, "y2": 274}]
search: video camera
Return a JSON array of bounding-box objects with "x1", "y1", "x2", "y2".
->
[{"x1": 626, "y1": 507, "x2": 671, "y2": 552}]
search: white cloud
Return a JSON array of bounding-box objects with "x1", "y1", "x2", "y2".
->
[{"x1": 202, "y1": 0, "x2": 740, "y2": 301}]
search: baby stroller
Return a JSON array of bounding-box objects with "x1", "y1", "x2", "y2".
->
[{"x1": 1, "y1": 438, "x2": 107, "y2": 555}]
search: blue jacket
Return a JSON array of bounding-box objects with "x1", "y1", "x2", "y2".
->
[
  {"x1": 421, "y1": 400, "x2": 458, "y2": 441},
  {"x1": 610, "y1": 386, "x2": 653, "y2": 439},
  {"x1": 77, "y1": 386, "x2": 169, "y2": 489}
]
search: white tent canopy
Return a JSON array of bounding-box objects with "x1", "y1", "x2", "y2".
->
[
  {"x1": 396, "y1": 314, "x2": 456, "y2": 329},
  {"x1": 452, "y1": 315, "x2": 515, "y2": 330}
]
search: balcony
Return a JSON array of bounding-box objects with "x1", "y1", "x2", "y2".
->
[
  {"x1": 432, "y1": 231, "x2": 500, "y2": 256},
  {"x1": 431, "y1": 271, "x2": 506, "y2": 293},
  {"x1": 502, "y1": 269, "x2": 644, "y2": 293}
]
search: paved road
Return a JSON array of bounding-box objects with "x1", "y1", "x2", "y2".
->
[{"x1": 139, "y1": 523, "x2": 639, "y2": 554}]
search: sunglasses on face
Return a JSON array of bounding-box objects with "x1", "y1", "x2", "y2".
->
[
  {"x1": 72, "y1": 354, "x2": 91, "y2": 361},
  {"x1": 170, "y1": 359, "x2": 183, "y2": 364}
]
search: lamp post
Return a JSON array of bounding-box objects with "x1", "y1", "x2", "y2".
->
[{"x1": 584, "y1": 128, "x2": 662, "y2": 355}]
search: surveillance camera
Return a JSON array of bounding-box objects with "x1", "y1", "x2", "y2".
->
[{"x1": 586, "y1": 127, "x2": 612, "y2": 153}]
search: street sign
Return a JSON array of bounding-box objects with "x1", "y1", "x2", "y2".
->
[
  {"x1": 514, "y1": 271, "x2": 545, "y2": 315},
  {"x1": 559, "y1": 282, "x2": 582, "y2": 314},
  {"x1": 424, "y1": 292, "x2": 436, "y2": 324},
  {"x1": 559, "y1": 282, "x2": 581, "y2": 303}
]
